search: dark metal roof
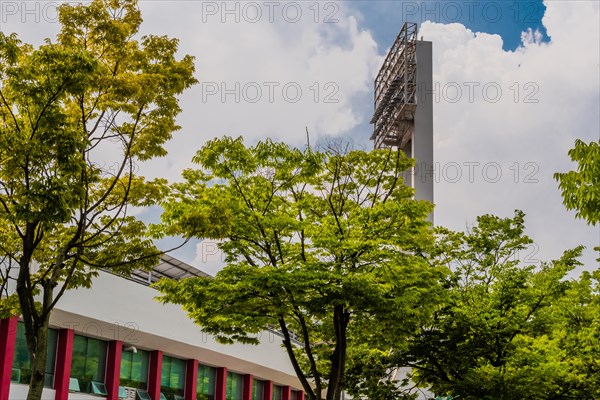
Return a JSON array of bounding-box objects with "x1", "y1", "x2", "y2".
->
[{"x1": 130, "y1": 254, "x2": 211, "y2": 286}]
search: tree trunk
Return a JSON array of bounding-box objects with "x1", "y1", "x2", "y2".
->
[
  {"x1": 326, "y1": 305, "x2": 349, "y2": 400},
  {"x1": 26, "y1": 320, "x2": 49, "y2": 400},
  {"x1": 16, "y1": 226, "x2": 54, "y2": 400}
]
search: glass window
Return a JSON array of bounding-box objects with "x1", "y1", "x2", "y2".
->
[
  {"x1": 161, "y1": 355, "x2": 185, "y2": 400},
  {"x1": 252, "y1": 379, "x2": 264, "y2": 400},
  {"x1": 272, "y1": 385, "x2": 282, "y2": 400},
  {"x1": 197, "y1": 364, "x2": 216, "y2": 400},
  {"x1": 226, "y1": 372, "x2": 243, "y2": 400},
  {"x1": 11, "y1": 322, "x2": 57, "y2": 388},
  {"x1": 70, "y1": 335, "x2": 108, "y2": 393},
  {"x1": 120, "y1": 347, "x2": 149, "y2": 389}
]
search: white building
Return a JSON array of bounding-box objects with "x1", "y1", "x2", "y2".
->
[{"x1": 0, "y1": 256, "x2": 304, "y2": 400}]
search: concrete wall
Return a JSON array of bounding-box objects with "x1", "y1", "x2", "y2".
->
[
  {"x1": 414, "y1": 40, "x2": 434, "y2": 219},
  {"x1": 50, "y1": 270, "x2": 299, "y2": 386}
]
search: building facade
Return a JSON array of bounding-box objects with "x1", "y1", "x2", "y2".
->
[{"x1": 0, "y1": 257, "x2": 304, "y2": 400}]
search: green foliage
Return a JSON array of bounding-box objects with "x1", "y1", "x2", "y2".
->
[
  {"x1": 155, "y1": 137, "x2": 444, "y2": 400},
  {"x1": 345, "y1": 345, "x2": 419, "y2": 400},
  {"x1": 0, "y1": 1, "x2": 196, "y2": 398},
  {"x1": 554, "y1": 138, "x2": 600, "y2": 262},
  {"x1": 401, "y1": 211, "x2": 599, "y2": 399},
  {"x1": 554, "y1": 139, "x2": 600, "y2": 225},
  {"x1": 554, "y1": 140, "x2": 600, "y2": 261}
]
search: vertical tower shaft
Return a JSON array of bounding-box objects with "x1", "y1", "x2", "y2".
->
[{"x1": 371, "y1": 22, "x2": 433, "y2": 212}]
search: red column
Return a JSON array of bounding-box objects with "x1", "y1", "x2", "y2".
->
[
  {"x1": 184, "y1": 359, "x2": 198, "y2": 400},
  {"x1": 105, "y1": 341, "x2": 122, "y2": 400},
  {"x1": 54, "y1": 328, "x2": 75, "y2": 400},
  {"x1": 262, "y1": 380, "x2": 272, "y2": 400},
  {"x1": 282, "y1": 386, "x2": 291, "y2": 400},
  {"x1": 148, "y1": 350, "x2": 163, "y2": 400},
  {"x1": 215, "y1": 367, "x2": 227, "y2": 400},
  {"x1": 294, "y1": 391, "x2": 305, "y2": 400},
  {"x1": 242, "y1": 374, "x2": 253, "y2": 400},
  {"x1": 0, "y1": 317, "x2": 18, "y2": 400}
]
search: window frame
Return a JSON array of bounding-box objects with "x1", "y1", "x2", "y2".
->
[
  {"x1": 160, "y1": 355, "x2": 186, "y2": 400},
  {"x1": 70, "y1": 334, "x2": 109, "y2": 394},
  {"x1": 196, "y1": 364, "x2": 216, "y2": 400},
  {"x1": 11, "y1": 322, "x2": 58, "y2": 388},
  {"x1": 119, "y1": 346, "x2": 150, "y2": 389},
  {"x1": 225, "y1": 371, "x2": 244, "y2": 400}
]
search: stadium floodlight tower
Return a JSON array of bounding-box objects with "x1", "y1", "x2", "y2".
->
[{"x1": 370, "y1": 22, "x2": 434, "y2": 215}]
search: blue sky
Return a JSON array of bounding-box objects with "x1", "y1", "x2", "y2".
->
[{"x1": 351, "y1": 0, "x2": 548, "y2": 51}]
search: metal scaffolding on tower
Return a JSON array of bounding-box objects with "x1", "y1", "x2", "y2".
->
[{"x1": 370, "y1": 22, "x2": 418, "y2": 149}]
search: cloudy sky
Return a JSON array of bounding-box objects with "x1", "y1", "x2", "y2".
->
[{"x1": 1, "y1": 0, "x2": 598, "y2": 273}]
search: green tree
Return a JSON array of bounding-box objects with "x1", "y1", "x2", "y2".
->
[
  {"x1": 155, "y1": 137, "x2": 445, "y2": 400},
  {"x1": 554, "y1": 138, "x2": 600, "y2": 261},
  {"x1": 345, "y1": 345, "x2": 420, "y2": 400},
  {"x1": 554, "y1": 139, "x2": 600, "y2": 225},
  {"x1": 0, "y1": 1, "x2": 196, "y2": 399},
  {"x1": 400, "y1": 211, "x2": 599, "y2": 399}
]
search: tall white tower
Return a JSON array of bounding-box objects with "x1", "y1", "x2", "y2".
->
[{"x1": 370, "y1": 23, "x2": 434, "y2": 212}]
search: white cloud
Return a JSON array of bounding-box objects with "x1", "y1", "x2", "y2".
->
[
  {"x1": 1, "y1": 0, "x2": 597, "y2": 271},
  {"x1": 420, "y1": 0, "x2": 599, "y2": 269},
  {"x1": 193, "y1": 239, "x2": 225, "y2": 277},
  {"x1": 1, "y1": 0, "x2": 381, "y2": 182},
  {"x1": 134, "y1": 1, "x2": 381, "y2": 183}
]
